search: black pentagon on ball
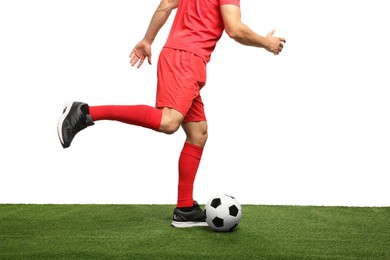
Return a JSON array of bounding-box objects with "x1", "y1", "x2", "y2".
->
[
  {"x1": 210, "y1": 198, "x2": 222, "y2": 208},
  {"x1": 229, "y1": 205, "x2": 239, "y2": 217},
  {"x1": 212, "y1": 217, "x2": 224, "y2": 227}
]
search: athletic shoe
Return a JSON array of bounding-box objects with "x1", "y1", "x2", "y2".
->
[
  {"x1": 57, "y1": 101, "x2": 94, "y2": 148},
  {"x1": 171, "y1": 201, "x2": 208, "y2": 228}
]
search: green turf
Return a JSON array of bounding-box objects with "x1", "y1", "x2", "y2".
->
[{"x1": 0, "y1": 204, "x2": 389, "y2": 259}]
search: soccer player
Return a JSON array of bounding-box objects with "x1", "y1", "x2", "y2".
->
[{"x1": 57, "y1": 0, "x2": 285, "y2": 228}]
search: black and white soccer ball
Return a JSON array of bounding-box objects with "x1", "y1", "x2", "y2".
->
[{"x1": 205, "y1": 194, "x2": 242, "y2": 232}]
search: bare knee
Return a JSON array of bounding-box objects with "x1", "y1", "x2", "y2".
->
[
  {"x1": 159, "y1": 108, "x2": 184, "y2": 134},
  {"x1": 191, "y1": 130, "x2": 208, "y2": 147},
  {"x1": 160, "y1": 118, "x2": 181, "y2": 134},
  {"x1": 182, "y1": 121, "x2": 208, "y2": 148}
]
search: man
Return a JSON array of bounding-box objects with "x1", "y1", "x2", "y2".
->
[{"x1": 57, "y1": 0, "x2": 285, "y2": 228}]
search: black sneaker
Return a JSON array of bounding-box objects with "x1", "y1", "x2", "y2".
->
[
  {"x1": 57, "y1": 101, "x2": 94, "y2": 148},
  {"x1": 171, "y1": 201, "x2": 208, "y2": 228}
]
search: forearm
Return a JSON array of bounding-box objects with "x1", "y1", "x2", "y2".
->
[
  {"x1": 221, "y1": 4, "x2": 285, "y2": 53},
  {"x1": 228, "y1": 23, "x2": 268, "y2": 49},
  {"x1": 143, "y1": 1, "x2": 177, "y2": 44}
]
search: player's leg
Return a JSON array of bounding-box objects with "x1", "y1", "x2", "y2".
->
[
  {"x1": 57, "y1": 101, "x2": 184, "y2": 149},
  {"x1": 171, "y1": 96, "x2": 209, "y2": 228},
  {"x1": 177, "y1": 120, "x2": 208, "y2": 208},
  {"x1": 57, "y1": 102, "x2": 160, "y2": 148},
  {"x1": 165, "y1": 48, "x2": 208, "y2": 227},
  {"x1": 172, "y1": 121, "x2": 208, "y2": 228},
  {"x1": 89, "y1": 104, "x2": 184, "y2": 134}
]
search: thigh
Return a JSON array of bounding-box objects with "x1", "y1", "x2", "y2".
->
[
  {"x1": 183, "y1": 94, "x2": 206, "y2": 123},
  {"x1": 156, "y1": 48, "x2": 206, "y2": 119}
]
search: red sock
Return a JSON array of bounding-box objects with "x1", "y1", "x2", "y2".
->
[
  {"x1": 89, "y1": 105, "x2": 162, "y2": 131},
  {"x1": 177, "y1": 142, "x2": 204, "y2": 208}
]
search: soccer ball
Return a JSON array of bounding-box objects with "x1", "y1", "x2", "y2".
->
[{"x1": 205, "y1": 194, "x2": 242, "y2": 232}]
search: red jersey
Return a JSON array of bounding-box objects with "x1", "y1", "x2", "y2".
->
[{"x1": 164, "y1": 0, "x2": 240, "y2": 63}]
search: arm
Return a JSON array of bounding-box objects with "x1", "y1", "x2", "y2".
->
[
  {"x1": 220, "y1": 4, "x2": 286, "y2": 55},
  {"x1": 130, "y1": 0, "x2": 180, "y2": 68}
]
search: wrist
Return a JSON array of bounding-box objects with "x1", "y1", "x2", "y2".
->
[{"x1": 143, "y1": 37, "x2": 153, "y2": 45}]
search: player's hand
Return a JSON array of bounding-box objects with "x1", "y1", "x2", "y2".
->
[
  {"x1": 129, "y1": 40, "x2": 152, "y2": 68},
  {"x1": 265, "y1": 29, "x2": 286, "y2": 55}
]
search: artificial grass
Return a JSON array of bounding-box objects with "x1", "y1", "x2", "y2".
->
[{"x1": 0, "y1": 204, "x2": 389, "y2": 259}]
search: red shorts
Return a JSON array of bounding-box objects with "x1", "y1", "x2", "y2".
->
[{"x1": 156, "y1": 48, "x2": 207, "y2": 122}]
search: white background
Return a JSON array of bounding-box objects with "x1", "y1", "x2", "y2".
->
[{"x1": 0, "y1": 0, "x2": 389, "y2": 206}]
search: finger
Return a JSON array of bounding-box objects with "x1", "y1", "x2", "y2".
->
[
  {"x1": 137, "y1": 59, "x2": 145, "y2": 69},
  {"x1": 280, "y1": 37, "x2": 286, "y2": 43},
  {"x1": 147, "y1": 55, "x2": 152, "y2": 65},
  {"x1": 131, "y1": 56, "x2": 140, "y2": 67},
  {"x1": 130, "y1": 55, "x2": 137, "y2": 66},
  {"x1": 267, "y1": 29, "x2": 276, "y2": 37},
  {"x1": 132, "y1": 48, "x2": 144, "y2": 59},
  {"x1": 130, "y1": 52, "x2": 135, "y2": 62}
]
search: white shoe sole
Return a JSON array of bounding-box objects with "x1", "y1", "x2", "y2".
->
[
  {"x1": 57, "y1": 100, "x2": 74, "y2": 145},
  {"x1": 171, "y1": 221, "x2": 209, "y2": 228}
]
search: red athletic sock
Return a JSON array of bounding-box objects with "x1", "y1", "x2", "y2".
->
[
  {"x1": 177, "y1": 142, "x2": 204, "y2": 208},
  {"x1": 89, "y1": 105, "x2": 162, "y2": 131}
]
